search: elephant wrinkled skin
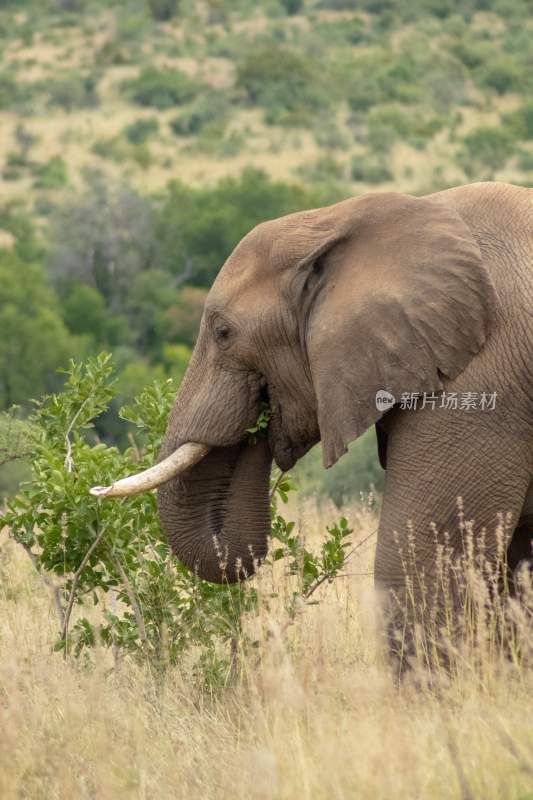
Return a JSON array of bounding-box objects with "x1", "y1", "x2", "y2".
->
[{"x1": 96, "y1": 181, "x2": 533, "y2": 647}]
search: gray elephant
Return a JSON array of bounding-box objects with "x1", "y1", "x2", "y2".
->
[{"x1": 92, "y1": 181, "x2": 533, "y2": 648}]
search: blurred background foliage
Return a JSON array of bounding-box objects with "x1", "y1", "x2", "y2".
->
[{"x1": 0, "y1": 0, "x2": 531, "y2": 500}]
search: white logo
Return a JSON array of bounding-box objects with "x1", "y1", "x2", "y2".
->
[{"x1": 375, "y1": 390, "x2": 395, "y2": 412}]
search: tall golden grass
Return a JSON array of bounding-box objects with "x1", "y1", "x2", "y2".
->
[{"x1": 1, "y1": 497, "x2": 532, "y2": 800}]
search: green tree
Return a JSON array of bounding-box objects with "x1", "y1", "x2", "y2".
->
[
  {"x1": 0, "y1": 252, "x2": 77, "y2": 408},
  {"x1": 458, "y1": 126, "x2": 516, "y2": 180},
  {"x1": 62, "y1": 284, "x2": 132, "y2": 349},
  {"x1": 153, "y1": 168, "x2": 320, "y2": 286}
]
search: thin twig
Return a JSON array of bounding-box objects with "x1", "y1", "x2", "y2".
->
[
  {"x1": 341, "y1": 527, "x2": 378, "y2": 564},
  {"x1": 60, "y1": 523, "x2": 107, "y2": 650},
  {"x1": 269, "y1": 471, "x2": 286, "y2": 502},
  {"x1": 111, "y1": 554, "x2": 149, "y2": 651},
  {"x1": 302, "y1": 528, "x2": 378, "y2": 600},
  {"x1": 127, "y1": 431, "x2": 142, "y2": 463},
  {"x1": 64, "y1": 395, "x2": 92, "y2": 473}
]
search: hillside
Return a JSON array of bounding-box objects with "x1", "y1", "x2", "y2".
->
[{"x1": 1, "y1": 1, "x2": 532, "y2": 200}]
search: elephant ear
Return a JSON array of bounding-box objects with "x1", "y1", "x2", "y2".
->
[{"x1": 301, "y1": 192, "x2": 497, "y2": 467}]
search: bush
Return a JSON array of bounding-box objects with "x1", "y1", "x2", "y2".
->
[
  {"x1": 477, "y1": 57, "x2": 524, "y2": 95},
  {"x1": 516, "y1": 149, "x2": 533, "y2": 171},
  {"x1": 124, "y1": 67, "x2": 200, "y2": 110},
  {"x1": 448, "y1": 37, "x2": 491, "y2": 69},
  {"x1": 170, "y1": 92, "x2": 228, "y2": 137},
  {"x1": 4, "y1": 354, "x2": 353, "y2": 675},
  {"x1": 457, "y1": 126, "x2": 516, "y2": 180},
  {"x1": 502, "y1": 102, "x2": 533, "y2": 141},
  {"x1": 33, "y1": 155, "x2": 69, "y2": 189},
  {"x1": 147, "y1": 0, "x2": 180, "y2": 20},
  {"x1": 351, "y1": 159, "x2": 393, "y2": 183},
  {"x1": 124, "y1": 117, "x2": 160, "y2": 144},
  {"x1": 92, "y1": 136, "x2": 129, "y2": 163},
  {"x1": 297, "y1": 156, "x2": 346, "y2": 184},
  {"x1": 0, "y1": 71, "x2": 33, "y2": 110},
  {"x1": 346, "y1": 43, "x2": 467, "y2": 114},
  {"x1": 47, "y1": 73, "x2": 99, "y2": 110},
  {"x1": 366, "y1": 105, "x2": 412, "y2": 153},
  {"x1": 280, "y1": 0, "x2": 303, "y2": 12},
  {"x1": 237, "y1": 44, "x2": 329, "y2": 125}
]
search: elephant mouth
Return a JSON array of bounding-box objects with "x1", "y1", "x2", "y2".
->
[{"x1": 267, "y1": 383, "x2": 319, "y2": 471}]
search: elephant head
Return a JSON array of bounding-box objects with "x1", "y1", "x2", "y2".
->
[{"x1": 91, "y1": 191, "x2": 495, "y2": 583}]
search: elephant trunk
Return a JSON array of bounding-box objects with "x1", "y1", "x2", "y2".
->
[{"x1": 157, "y1": 438, "x2": 272, "y2": 583}]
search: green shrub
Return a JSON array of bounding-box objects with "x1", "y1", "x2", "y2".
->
[
  {"x1": 448, "y1": 37, "x2": 491, "y2": 69},
  {"x1": 170, "y1": 92, "x2": 228, "y2": 137},
  {"x1": 55, "y1": 0, "x2": 87, "y2": 11},
  {"x1": 366, "y1": 105, "x2": 412, "y2": 153},
  {"x1": 502, "y1": 102, "x2": 533, "y2": 141},
  {"x1": 33, "y1": 155, "x2": 69, "y2": 190},
  {"x1": 297, "y1": 155, "x2": 346, "y2": 184},
  {"x1": 237, "y1": 44, "x2": 329, "y2": 125},
  {"x1": 147, "y1": 0, "x2": 180, "y2": 20},
  {"x1": 4, "y1": 354, "x2": 355, "y2": 676},
  {"x1": 351, "y1": 158, "x2": 393, "y2": 183},
  {"x1": 47, "y1": 73, "x2": 99, "y2": 110},
  {"x1": 477, "y1": 57, "x2": 524, "y2": 95},
  {"x1": 516, "y1": 149, "x2": 533, "y2": 171},
  {"x1": 4, "y1": 151, "x2": 31, "y2": 182},
  {"x1": 280, "y1": 0, "x2": 303, "y2": 13},
  {"x1": 124, "y1": 117, "x2": 160, "y2": 144},
  {"x1": 317, "y1": 0, "x2": 357, "y2": 8},
  {"x1": 457, "y1": 126, "x2": 516, "y2": 180},
  {"x1": 124, "y1": 67, "x2": 200, "y2": 110},
  {"x1": 95, "y1": 38, "x2": 130, "y2": 66},
  {"x1": 92, "y1": 136, "x2": 128, "y2": 163},
  {"x1": 0, "y1": 71, "x2": 33, "y2": 110}
]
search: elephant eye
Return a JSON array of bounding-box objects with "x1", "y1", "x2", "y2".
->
[
  {"x1": 303, "y1": 254, "x2": 326, "y2": 292},
  {"x1": 313, "y1": 255, "x2": 325, "y2": 275},
  {"x1": 215, "y1": 324, "x2": 231, "y2": 343}
]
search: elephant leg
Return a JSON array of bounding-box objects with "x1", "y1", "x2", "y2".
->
[
  {"x1": 507, "y1": 482, "x2": 533, "y2": 595},
  {"x1": 373, "y1": 406, "x2": 532, "y2": 670}
]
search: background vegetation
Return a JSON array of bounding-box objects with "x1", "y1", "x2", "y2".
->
[{"x1": 0, "y1": 0, "x2": 532, "y2": 503}]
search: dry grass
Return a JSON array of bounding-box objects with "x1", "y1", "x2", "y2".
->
[{"x1": 1, "y1": 498, "x2": 532, "y2": 800}]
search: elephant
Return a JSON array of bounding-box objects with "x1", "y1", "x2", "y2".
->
[{"x1": 91, "y1": 181, "x2": 533, "y2": 656}]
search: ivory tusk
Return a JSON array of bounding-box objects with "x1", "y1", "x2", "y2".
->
[{"x1": 89, "y1": 442, "x2": 210, "y2": 498}]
